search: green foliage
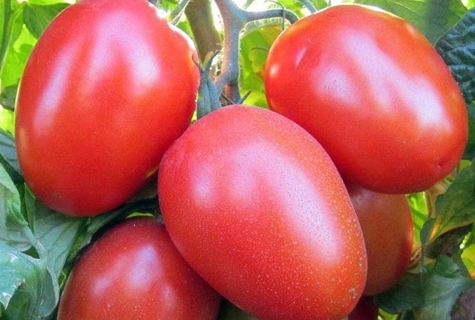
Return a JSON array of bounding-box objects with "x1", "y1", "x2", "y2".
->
[
  {"x1": 355, "y1": 0, "x2": 467, "y2": 43},
  {"x1": 436, "y1": 7, "x2": 475, "y2": 159}
]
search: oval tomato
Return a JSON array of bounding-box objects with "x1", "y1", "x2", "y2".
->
[
  {"x1": 265, "y1": 4, "x2": 467, "y2": 194},
  {"x1": 347, "y1": 183, "x2": 414, "y2": 295},
  {"x1": 158, "y1": 105, "x2": 367, "y2": 320},
  {"x1": 57, "y1": 217, "x2": 221, "y2": 320},
  {"x1": 15, "y1": 0, "x2": 199, "y2": 216}
]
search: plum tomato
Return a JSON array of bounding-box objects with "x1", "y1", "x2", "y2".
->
[
  {"x1": 347, "y1": 183, "x2": 414, "y2": 295},
  {"x1": 265, "y1": 4, "x2": 468, "y2": 194},
  {"x1": 158, "y1": 105, "x2": 367, "y2": 320},
  {"x1": 57, "y1": 217, "x2": 221, "y2": 320},
  {"x1": 15, "y1": 0, "x2": 199, "y2": 216}
]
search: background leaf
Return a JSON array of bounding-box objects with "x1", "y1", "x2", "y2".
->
[
  {"x1": 23, "y1": 3, "x2": 69, "y2": 39},
  {"x1": 436, "y1": 7, "x2": 475, "y2": 105},
  {"x1": 426, "y1": 163, "x2": 475, "y2": 244},
  {"x1": 355, "y1": 0, "x2": 467, "y2": 43}
]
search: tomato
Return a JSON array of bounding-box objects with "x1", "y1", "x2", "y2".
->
[
  {"x1": 158, "y1": 105, "x2": 367, "y2": 320},
  {"x1": 265, "y1": 4, "x2": 467, "y2": 194},
  {"x1": 347, "y1": 183, "x2": 414, "y2": 295},
  {"x1": 348, "y1": 296, "x2": 379, "y2": 320},
  {"x1": 57, "y1": 217, "x2": 221, "y2": 320},
  {"x1": 15, "y1": 0, "x2": 199, "y2": 216}
]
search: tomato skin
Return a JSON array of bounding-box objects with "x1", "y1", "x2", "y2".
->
[
  {"x1": 158, "y1": 105, "x2": 367, "y2": 320},
  {"x1": 57, "y1": 217, "x2": 221, "y2": 320},
  {"x1": 347, "y1": 183, "x2": 414, "y2": 295},
  {"x1": 15, "y1": 0, "x2": 199, "y2": 216},
  {"x1": 265, "y1": 4, "x2": 467, "y2": 194}
]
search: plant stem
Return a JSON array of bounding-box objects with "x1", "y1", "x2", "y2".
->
[
  {"x1": 185, "y1": 0, "x2": 221, "y2": 60},
  {"x1": 213, "y1": 0, "x2": 298, "y2": 104}
]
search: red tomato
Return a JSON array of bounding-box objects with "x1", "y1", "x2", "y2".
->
[
  {"x1": 265, "y1": 4, "x2": 467, "y2": 194},
  {"x1": 57, "y1": 217, "x2": 221, "y2": 320},
  {"x1": 15, "y1": 0, "x2": 199, "y2": 216},
  {"x1": 347, "y1": 183, "x2": 414, "y2": 295},
  {"x1": 348, "y1": 296, "x2": 379, "y2": 320},
  {"x1": 158, "y1": 105, "x2": 367, "y2": 320}
]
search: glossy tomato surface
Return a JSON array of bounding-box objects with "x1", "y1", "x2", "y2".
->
[
  {"x1": 15, "y1": 0, "x2": 199, "y2": 216},
  {"x1": 265, "y1": 4, "x2": 467, "y2": 194},
  {"x1": 57, "y1": 217, "x2": 221, "y2": 320},
  {"x1": 158, "y1": 105, "x2": 367, "y2": 320},
  {"x1": 347, "y1": 183, "x2": 414, "y2": 295}
]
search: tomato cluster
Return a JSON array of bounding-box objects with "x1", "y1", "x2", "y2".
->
[{"x1": 14, "y1": 0, "x2": 467, "y2": 319}]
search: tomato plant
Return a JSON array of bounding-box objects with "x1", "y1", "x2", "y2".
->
[
  {"x1": 158, "y1": 105, "x2": 367, "y2": 320},
  {"x1": 265, "y1": 4, "x2": 468, "y2": 194},
  {"x1": 14, "y1": 0, "x2": 199, "y2": 216},
  {"x1": 57, "y1": 217, "x2": 220, "y2": 319},
  {"x1": 347, "y1": 183, "x2": 414, "y2": 296},
  {"x1": 0, "y1": 1, "x2": 474, "y2": 319}
]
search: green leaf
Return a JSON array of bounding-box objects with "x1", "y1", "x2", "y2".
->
[
  {"x1": 0, "y1": 129, "x2": 21, "y2": 184},
  {"x1": 464, "y1": 103, "x2": 475, "y2": 159},
  {"x1": 374, "y1": 272, "x2": 425, "y2": 314},
  {"x1": 356, "y1": 0, "x2": 467, "y2": 43},
  {"x1": 418, "y1": 255, "x2": 474, "y2": 320},
  {"x1": 23, "y1": 3, "x2": 69, "y2": 39},
  {"x1": 240, "y1": 22, "x2": 281, "y2": 107},
  {"x1": 24, "y1": 187, "x2": 86, "y2": 283},
  {"x1": 0, "y1": 164, "x2": 30, "y2": 251},
  {"x1": 0, "y1": 243, "x2": 55, "y2": 320},
  {"x1": 1, "y1": 6, "x2": 36, "y2": 90},
  {"x1": 436, "y1": 7, "x2": 475, "y2": 105},
  {"x1": 426, "y1": 163, "x2": 475, "y2": 244}
]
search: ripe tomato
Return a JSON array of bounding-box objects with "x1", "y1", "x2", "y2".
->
[
  {"x1": 347, "y1": 183, "x2": 414, "y2": 295},
  {"x1": 158, "y1": 105, "x2": 367, "y2": 320},
  {"x1": 348, "y1": 296, "x2": 379, "y2": 320},
  {"x1": 15, "y1": 0, "x2": 199, "y2": 216},
  {"x1": 265, "y1": 4, "x2": 467, "y2": 194},
  {"x1": 57, "y1": 217, "x2": 221, "y2": 320}
]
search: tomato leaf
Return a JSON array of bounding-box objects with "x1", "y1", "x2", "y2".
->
[
  {"x1": 0, "y1": 243, "x2": 55, "y2": 319},
  {"x1": 463, "y1": 103, "x2": 475, "y2": 160},
  {"x1": 240, "y1": 22, "x2": 281, "y2": 107},
  {"x1": 424, "y1": 162, "x2": 475, "y2": 245},
  {"x1": 355, "y1": 0, "x2": 467, "y2": 43},
  {"x1": 23, "y1": 187, "x2": 86, "y2": 280},
  {"x1": 23, "y1": 3, "x2": 69, "y2": 39},
  {"x1": 0, "y1": 129, "x2": 21, "y2": 183},
  {"x1": 374, "y1": 272, "x2": 425, "y2": 314},
  {"x1": 418, "y1": 255, "x2": 474, "y2": 320},
  {"x1": 436, "y1": 7, "x2": 475, "y2": 104},
  {"x1": 0, "y1": 163, "x2": 31, "y2": 251}
]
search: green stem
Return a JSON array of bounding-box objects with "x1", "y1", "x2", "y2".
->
[{"x1": 185, "y1": 0, "x2": 221, "y2": 60}]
